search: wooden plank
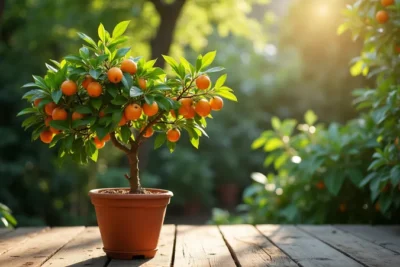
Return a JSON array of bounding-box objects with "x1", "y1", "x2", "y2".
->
[
  {"x1": 174, "y1": 225, "x2": 236, "y2": 267},
  {"x1": 0, "y1": 226, "x2": 84, "y2": 267},
  {"x1": 299, "y1": 225, "x2": 400, "y2": 267},
  {"x1": 108, "y1": 224, "x2": 176, "y2": 267},
  {"x1": 219, "y1": 224, "x2": 297, "y2": 267},
  {"x1": 42, "y1": 227, "x2": 107, "y2": 267},
  {"x1": 257, "y1": 225, "x2": 362, "y2": 267},
  {"x1": 0, "y1": 227, "x2": 48, "y2": 255},
  {"x1": 335, "y1": 225, "x2": 400, "y2": 254}
]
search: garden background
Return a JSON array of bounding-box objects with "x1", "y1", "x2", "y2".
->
[{"x1": 1, "y1": 0, "x2": 399, "y2": 227}]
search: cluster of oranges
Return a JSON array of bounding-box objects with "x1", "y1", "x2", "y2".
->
[
  {"x1": 376, "y1": 0, "x2": 394, "y2": 24},
  {"x1": 36, "y1": 59, "x2": 224, "y2": 146}
]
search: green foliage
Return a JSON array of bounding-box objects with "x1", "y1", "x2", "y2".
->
[
  {"x1": 0, "y1": 203, "x2": 17, "y2": 228},
  {"x1": 18, "y1": 22, "x2": 236, "y2": 164},
  {"x1": 212, "y1": 0, "x2": 400, "y2": 224}
]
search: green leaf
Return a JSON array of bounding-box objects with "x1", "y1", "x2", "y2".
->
[
  {"x1": 162, "y1": 55, "x2": 179, "y2": 69},
  {"x1": 204, "y1": 66, "x2": 224, "y2": 73},
  {"x1": 51, "y1": 90, "x2": 62, "y2": 104},
  {"x1": 32, "y1": 75, "x2": 49, "y2": 90},
  {"x1": 152, "y1": 84, "x2": 171, "y2": 91},
  {"x1": 65, "y1": 135, "x2": 75, "y2": 150},
  {"x1": 215, "y1": 74, "x2": 227, "y2": 89},
  {"x1": 74, "y1": 106, "x2": 93, "y2": 114},
  {"x1": 98, "y1": 23, "x2": 106, "y2": 42},
  {"x1": 130, "y1": 86, "x2": 143, "y2": 97},
  {"x1": 111, "y1": 95, "x2": 128, "y2": 105},
  {"x1": 201, "y1": 51, "x2": 216, "y2": 69},
  {"x1": 179, "y1": 56, "x2": 194, "y2": 74},
  {"x1": 304, "y1": 110, "x2": 317, "y2": 125},
  {"x1": 72, "y1": 117, "x2": 96, "y2": 128},
  {"x1": 77, "y1": 32, "x2": 98, "y2": 48},
  {"x1": 264, "y1": 138, "x2": 283, "y2": 152},
  {"x1": 154, "y1": 133, "x2": 166, "y2": 149},
  {"x1": 121, "y1": 73, "x2": 133, "y2": 91},
  {"x1": 324, "y1": 169, "x2": 345, "y2": 196},
  {"x1": 120, "y1": 125, "x2": 131, "y2": 143},
  {"x1": 112, "y1": 20, "x2": 130, "y2": 38},
  {"x1": 79, "y1": 47, "x2": 90, "y2": 59},
  {"x1": 95, "y1": 126, "x2": 109, "y2": 140},
  {"x1": 390, "y1": 166, "x2": 400, "y2": 186},
  {"x1": 271, "y1": 117, "x2": 281, "y2": 131},
  {"x1": 167, "y1": 141, "x2": 176, "y2": 153},
  {"x1": 89, "y1": 69, "x2": 101, "y2": 80},
  {"x1": 90, "y1": 98, "x2": 102, "y2": 110},
  {"x1": 190, "y1": 136, "x2": 199, "y2": 149},
  {"x1": 114, "y1": 47, "x2": 130, "y2": 60},
  {"x1": 346, "y1": 168, "x2": 364, "y2": 186},
  {"x1": 144, "y1": 95, "x2": 155, "y2": 105},
  {"x1": 17, "y1": 108, "x2": 37, "y2": 117},
  {"x1": 22, "y1": 82, "x2": 39, "y2": 88},
  {"x1": 196, "y1": 55, "x2": 202, "y2": 72},
  {"x1": 215, "y1": 90, "x2": 237, "y2": 102},
  {"x1": 50, "y1": 120, "x2": 70, "y2": 130},
  {"x1": 64, "y1": 55, "x2": 83, "y2": 65}
]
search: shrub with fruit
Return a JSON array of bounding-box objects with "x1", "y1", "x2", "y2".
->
[{"x1": 17, "y1": 21, "x2": 236, "y2": 194}]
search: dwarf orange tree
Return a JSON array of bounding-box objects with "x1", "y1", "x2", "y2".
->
[{"x1": 17, "y1": 21, "x2": 237, "y2": 194}]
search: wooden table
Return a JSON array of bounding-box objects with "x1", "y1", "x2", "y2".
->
[{"x1": 0, "y1": 225, "x2": 399, "y2": 266}]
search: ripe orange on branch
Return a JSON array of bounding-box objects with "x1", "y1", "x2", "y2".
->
[
  {"x1": 94, "y1": 138, "x2": 105, "y2": 149},
  {"x1": 195, "y1": 99, "x2": 211, "y2": 117},
  {"x1": 143, "y1": 102, "x2": 159, "y2": 117},
  {"x1": 118, "y1": 114, "x2": 127, "y2": 126},
  {"x1": 52, "y1": 107, "x2": 68, "y2": 120},
  {"x1": 82, "y1": 75, "x2": 94, "y2": 89},
  {"x1": 87, "y1": 82, "x2": 102, "y2": 97},
  {"x1": 138, "y1": 78, "x2": 147, "y2": 90},
  {"x1": 376, "y1": 10, "x2": 389, "y2": 24},
  {"x1": 121, "y1": 59, "x2": 137, "y2": 75},
  {"x1": 44, "y1": 116, "x2": 52, "y2": 126},
  {"x1": 72, "y1": 112, "x2": 84, "y2": 120},
  {"x1": 40, "y1": 130, "x2": 53, "y2": 144},
  {"x1": 167, "y1": 129, "x2": 181, "y2": 143},
  {"x1": 381, "y1": 0, "x2": 394, "y2": 7},
  {"x1": 124, "y1": 104, "x2": 142, "y2": 120},
  {"x1": 34, "y1": 98, "x2": 42, "y2": 107},
  {"x1": 61, "y1": 80, "x2": 77, "y2": 96},
  {"x1": 142, "y1": 127, "x2": 154, "y2": 138},
  {"x1": 45, "y1": 102, "x2": 57, "y2": 116},
  {"x1": 50, "y1": 127, "x2": 61, "y2": 134},
  {"x1": 108, "y1": 67, "x2": 123, "y2": 84},
  {"x1": 196, "y1": 75, "x2": 210, "y2": 90},
  {"x1": 210, "y1": 96, "x2": 224, "y2": 111}
]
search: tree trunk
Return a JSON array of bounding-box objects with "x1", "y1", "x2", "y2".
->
[
  {"x1": 128, "y1": 147, "x2": 141, "y2": 193},
  {"x1": 150, "y1": 0, "x2": 186, "y2": 67}
]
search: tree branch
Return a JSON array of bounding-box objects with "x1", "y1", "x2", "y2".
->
[{"x1": 110, "y1": 132, "x2": 130, "y2": 154}]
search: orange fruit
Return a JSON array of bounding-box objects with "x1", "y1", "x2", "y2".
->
[
  {"x1": 87, "y1": 82, "x2": 102, "y2": 97},
  {"x1": 124, "y1": 104, "x2": 142, "y2": 120},
  {"x1": 99, "y1": 110, "x2": 105, "y2": 118},
  {"x1": 180, "y1": 98, "x2": 193, "y2": 107},
  {"x1": 44, "y1": 116, "x2": 52, "y2": 127},
  {"x1": 339, "y1": 203, "x2": 347, "y2": 213},
  {"x1": 195, "y1": 99, "x2": 211, "y2": 117},
  {"x1": 167, "y1": 129, "x2": 181, "y2": 143},
  {"x1": 45, "y1": 102, "x2": 57, "y2": 116},
  {"x1": 52, "y1": 107, "x2": 68, "y2": 120},
  {"x1": 94, "y1": 134, "x2": 110, "y2": 143},
  {"x1": 34, "y1": 98, "x2": 42, "y2": 107},
  {"x1": 395, "y1": 45, "x2": 400, "y2": 54},
  {"x1": 376, "y1": 10, "x2": 389, "y2": 24},
  {"x1": 138, "y1": 78, "x2": 147, "y2": 90},
  {"x1": 61, "y1": 80, "x2": 77, "y2": 96},
  {"x1": 142, "y1": 127, "x2": 154, "y2": 138},
  {"x1": 118, "y1": 114, "x2": 127, "y2": 126},
  {"x1": 94, "y1": 138, "x2": 105, "y2": 149},
  {"x1": 316, "y1": 181, "x2": 325, "y2": 190},
  {"x1": 121, "y1": 59, "x2": 137, "y2": 75},
  {"x1": 49, "y1": 127, "x2": 61, "y2": 134},
  {"x1": 381, "y1": 0, "x2": 394, "y2": 6},
  {"x1": 107, "y1": 67, "x2": 123, "y2": 84},
  {"x1": 184, "y1": 106, "x2": 196, "y2": 119},
  {"x1": 196, "y1": 75, "x2": 210, "y2": 90},
  {"x1": 143, "y1": 102, "x2": 159, "y2": 117},
  {"x1": 72, "y1": 111, "x2": 84, "y2": 121},
  {"x1": 40, "y1": 130, "x2": 53, "y2": 143},
  {"x1": 82, "y1": 75, "x2": 94, "y2": 89},
  {"x1": 210, "y1": 96, "x2": 224, "y2": 111}
]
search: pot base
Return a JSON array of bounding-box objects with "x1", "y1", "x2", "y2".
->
[{"x1": 104, "y1": 248, "x2": 158, "y2": 260}]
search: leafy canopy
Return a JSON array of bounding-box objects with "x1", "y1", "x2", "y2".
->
[{"x1": 18, "y1": 21, "x2": 237, "y2": 165}]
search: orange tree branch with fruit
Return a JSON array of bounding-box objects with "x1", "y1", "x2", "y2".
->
[{"x1": 17, "y1": 21, "x2": 237, "y2": 194}]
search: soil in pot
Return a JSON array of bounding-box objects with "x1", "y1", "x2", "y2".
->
[{"x1": 89, "y1": 188, "x2": 173, "y2": 260}]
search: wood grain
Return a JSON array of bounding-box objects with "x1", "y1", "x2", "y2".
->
[
  {"x1": 174, "y1": 225, "x2": 236, "y2": 267},
  {"x1": 219, "y1": 224, "x2": 297, "y2": 267},
  {"x1": 0, "y1": 227, "x2": 48, "y2": 255},
  {"x1": 0, "y1": 226, "x2": 84, "y2": 267},
  {"x1": 257, "y1": 225, "x2": 362, "y2": 267},
  {"x1": 335, "y1": 225, "x2": 400, "y2": 254},
  {"x1": 299, "y1": 225, "x2": 400, "y2": 267},
  {"x1": 42, "y1": 227, "x2": 107, "y2": 267},
  {"x1": 108, "y1": 224, "x2": 176, "y2": 267}
]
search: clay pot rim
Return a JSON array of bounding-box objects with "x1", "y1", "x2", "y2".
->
[{"x1": 89, "y1": 188, "x2": 173, "y2": 199}]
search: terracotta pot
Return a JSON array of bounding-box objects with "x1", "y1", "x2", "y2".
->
[
  {"x1": 89, "y1": 188, "x2": 173, "y2": 260},
  {"x1": 218, "y1": 183, "x2": 240, "y2": 208}
]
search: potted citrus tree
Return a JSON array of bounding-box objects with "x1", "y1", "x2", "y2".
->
[{"x1": 17, "y1": 21, "x2": 237, "y2": 259}]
